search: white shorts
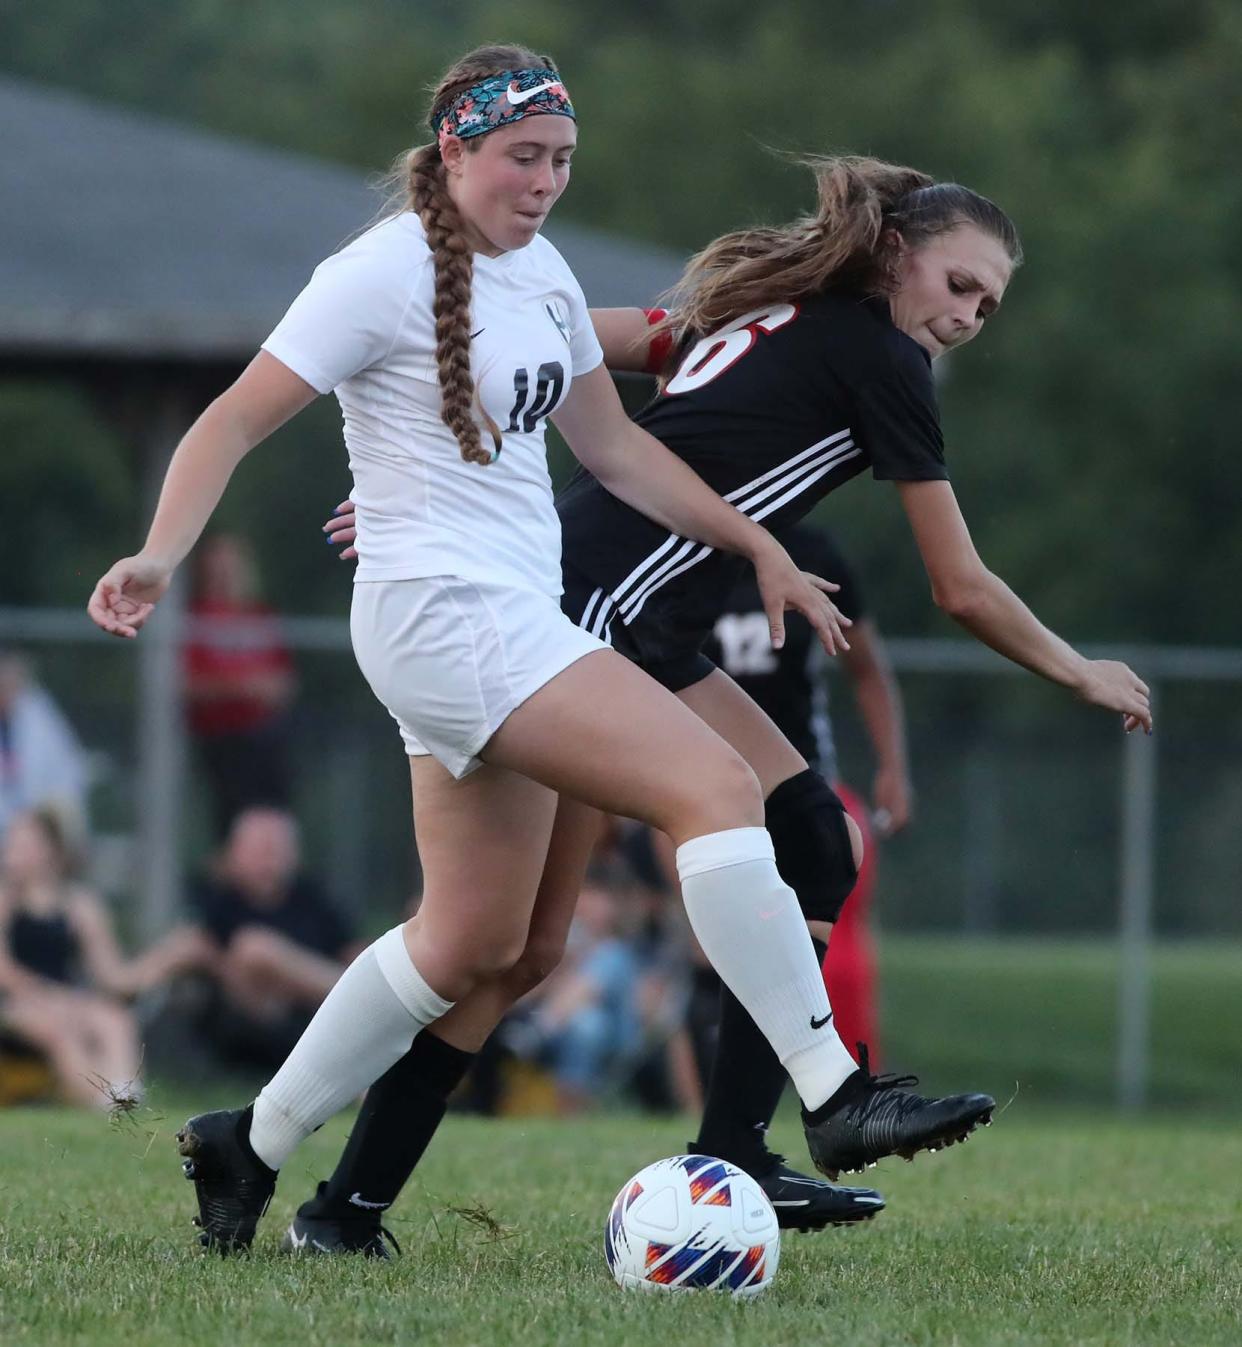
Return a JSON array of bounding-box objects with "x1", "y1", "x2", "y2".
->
[{"x1": 350, "y1": 576, "x2": 608, "y2": 779}]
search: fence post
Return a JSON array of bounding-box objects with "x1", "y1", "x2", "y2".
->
[
  {"x1": 135, "y1": 393, "x2": 190, "y2": 938},
  {"x1": 1117, "y1": 688, "x2": 1158, "y2": 1113}
]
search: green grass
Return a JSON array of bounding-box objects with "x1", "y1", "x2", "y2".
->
[
  {"x1": 1, "y1": 1095, "x2": 1239, "y2": 1346},
  {"x1": 878, "y1": 938, "x2": 1242, "y2": 1110}
]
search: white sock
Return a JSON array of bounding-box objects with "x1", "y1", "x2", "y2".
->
[
  {"x1": 248, "y1": 926, "x2": 453, "y2": 1170},
  {"x1": 677, "y1": 827, "x2": 857, "y2": 1111}
]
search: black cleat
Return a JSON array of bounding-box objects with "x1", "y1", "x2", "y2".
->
[
  {"x1": 281, "y1": 1182, "x2": 401, "y2": 1259},
  {"x1": 176, "y1": 1105, "x2": 276, "y2": 1254},
  {"x1": 803, "y1": 1045, "x2": 994, "y2": 1181},
  {"x1": 756, "y1": 1157, "x2": 885, "y2": 1231}
]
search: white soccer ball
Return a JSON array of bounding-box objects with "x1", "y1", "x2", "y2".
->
[{"x1": 604, "y1": 1154, "x2": 780, "y2": 1298}]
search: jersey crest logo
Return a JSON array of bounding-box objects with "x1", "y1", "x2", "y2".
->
[{"x1": 545, "y1": 300, "x2": 570, "y2": 345}]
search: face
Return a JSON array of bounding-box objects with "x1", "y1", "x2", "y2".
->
[
  {"x1": 889, "y1": 224, "x2": 1012, "y2": 360},
  {"x1": 2, "y1": 815, "x2": 60, "y2": 884},
  {"x1": 222, "y1": 808, "x2": 299, "y2": 902},
  {"x1": 196, "y1": 535, "x2": 252, "y2": 602},
  {"x1": 442, "y1": 115, "x2": 576, "y2": 256}
]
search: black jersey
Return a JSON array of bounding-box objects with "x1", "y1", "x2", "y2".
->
[
  {"x1": 701, "y1": 525, "x2": 863, "y2": 778},
  {"x1": 557, "y1": 290, "x2": 943, "y2": 671}
]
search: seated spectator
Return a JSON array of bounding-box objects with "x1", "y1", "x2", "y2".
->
[
  {"x1": 0, "y1": 808, "x2": 211, "y2": 1109},
  {"x1": 189, "y1": 806, "x2": 356, "y2": 1069},
  {"x1": 184, "y1": 534, "x2": 296, "y2": 839},
  {"x1": 0, "y1": 650, "x2": 88, "y2": 845}
]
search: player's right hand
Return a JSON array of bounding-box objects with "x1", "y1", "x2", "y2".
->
[
  {"x1": 1076, "y1": 659, "x2": 1153, "y2": 734},
  {"x1": 87, "y1": 555, "x2": 171, "y2": 638},
  {"x1": 322, "y1": 499, "x2": 358, "y2": 561}
]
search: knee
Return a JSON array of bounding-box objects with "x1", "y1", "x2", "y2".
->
[
  {"x1": 96, "y1": 999, "x2": 134, "y2": 1036},
  {"x1": 227, "y1": 925, "x2": 282, "y2": 978},
  {"x1": 503, "y1": 934, "x2": 568, "y2": 999},
  {"x1": 765, "y1": 770, "x2": 859, "y2": 923},
  {"x1": 670, "y1": 749, "x2": 764, "y2": 836},
  {"x1": 451, "y1": 932, "x2": 531, "y2": 984},
  {"x1": 844, "y1": 812, "x2": 865, "y2": 871}
]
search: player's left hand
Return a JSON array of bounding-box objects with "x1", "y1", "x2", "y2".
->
[
  {"x1": 322, "y1": 500, "x2": 358, "y2": 560},
  {"x1": 751, "y1": 539, "x2": 852, "y2": 656}
]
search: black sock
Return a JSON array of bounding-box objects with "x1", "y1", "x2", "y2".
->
[
  {"x1": 693, "y1": 940, "x2": 829, "y2": 1177},
  {"x1": 308, "y1": 1030, "x2": 474, "y2": 1218}
]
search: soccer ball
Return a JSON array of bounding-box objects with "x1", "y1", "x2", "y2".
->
[{"x1": 604, "y1": 1154, "x2": 780, "y2": 1298}]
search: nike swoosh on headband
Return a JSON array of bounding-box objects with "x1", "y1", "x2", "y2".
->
[{"x1": 507, "y1": 81, "x2": 556, "y2": 105}]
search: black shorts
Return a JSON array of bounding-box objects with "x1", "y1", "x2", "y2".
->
[{"x1": 561, "y1": 560, "x2": 717, "y2": 693}]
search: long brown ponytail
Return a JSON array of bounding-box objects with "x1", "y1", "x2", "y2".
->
[
  {"x1": 658, "y1": 155, "x2": 1021, "y2": 349},
  {"x1": 385, "y1": 45, "x2": 559, "y2": 466}
]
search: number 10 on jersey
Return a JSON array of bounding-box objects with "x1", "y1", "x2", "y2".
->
[{"x1": 507, "y1": 362, "x2": 566, "y2": 433}]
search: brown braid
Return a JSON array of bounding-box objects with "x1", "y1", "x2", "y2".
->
[{"x1": 387, "y1": 45, "x2": 559, "y2": 466}]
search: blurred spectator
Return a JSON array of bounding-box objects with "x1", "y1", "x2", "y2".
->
[
  {"x1": 0, "y1": 650, "x2": 89, "y2": 844},
  {"x1": 189, "y1": 806, "x2": 356, "y2": 1070},
  {"x1": 0, "y1": 807, "x2": 212, "y2": 1108},
  {"x1": 184, "y1": 534, "x2": 296, "y2": 838},
  {"x1": 506, "y1": 880, "x2": 643, "y2": 1114}
]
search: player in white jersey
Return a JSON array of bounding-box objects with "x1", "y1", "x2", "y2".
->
[{"x1": 87, "y1": 43, "x2": 900, "y2": 1253}]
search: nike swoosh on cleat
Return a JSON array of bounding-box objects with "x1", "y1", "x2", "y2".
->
[
  {"x1": 773, "y1": 1177, "x2": 832, "y2": 1189},
  {"x1": 769, "y1": 1199, "x2": 812, "y2": 1207},
  {"x1": 349, "y1": 1192, "x2": 390, "y2": 1210},
  {"x1": 810, "y1": 1012, "x2": 833, "y2": 1030},
  {"x1": 507, "y1": 82, "x2": 555, "y2": 105}
]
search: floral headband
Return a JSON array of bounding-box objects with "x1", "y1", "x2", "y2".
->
[{"x1": 431, "y1": 68, "x2": 576, "y2": 151}]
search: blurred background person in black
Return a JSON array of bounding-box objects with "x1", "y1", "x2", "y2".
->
[{"x1": 188, "y1": 805, "x2": 357, "y2": 1071}]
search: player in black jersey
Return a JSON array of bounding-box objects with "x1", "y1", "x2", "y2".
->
[{"x1": 294, "y1": 156, "x2": 1152, "y2": 1254}]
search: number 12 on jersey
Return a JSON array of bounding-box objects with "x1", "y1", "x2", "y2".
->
[{"x1": 664, "y1": 304, "x2": 798, "y2": 396}]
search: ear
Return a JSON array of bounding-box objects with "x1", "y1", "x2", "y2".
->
[{"x1": 440, "y1": 134, "x2": 468, "y2": 176}]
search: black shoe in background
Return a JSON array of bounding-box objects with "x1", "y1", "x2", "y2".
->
[{"x1": 281, "y1": 1181, "x2": 400, "y2": 1259}]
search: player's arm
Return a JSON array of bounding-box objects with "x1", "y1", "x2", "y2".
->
[
  {"x1": 88, "y1": 354, "x2": 317, "y2": 638},
  {"x1": 552, "y1": 363, "x2": 851, "y2": 653},
  {"x1": 896, "y1": 479, "x2": 1152, "y2": 731},
  {"x1": 588, "y1": 307, "x2": 673, "y2": 374},
  {"x1": 840, "y1": 618, "x2": 912, "y2": 835}
]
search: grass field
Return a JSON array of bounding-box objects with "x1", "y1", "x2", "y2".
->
[
  {"x1": 2, "y1": 937, "x2": 1240, "y2": 1345},
  {"x1": 1, "y1": 1095, "x2": 1239, "y2": 1346},
  {"x1": 878, "y1": 937, "x2": 1242, "y2": 1110}
]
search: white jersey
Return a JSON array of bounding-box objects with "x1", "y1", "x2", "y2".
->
[{"x1": 262, "y1": 212, "x2": 604, "y2": 597}]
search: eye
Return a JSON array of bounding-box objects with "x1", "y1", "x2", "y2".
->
[{"x1": 948, "y1": 278, "x2": 966, "y2": 295}]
